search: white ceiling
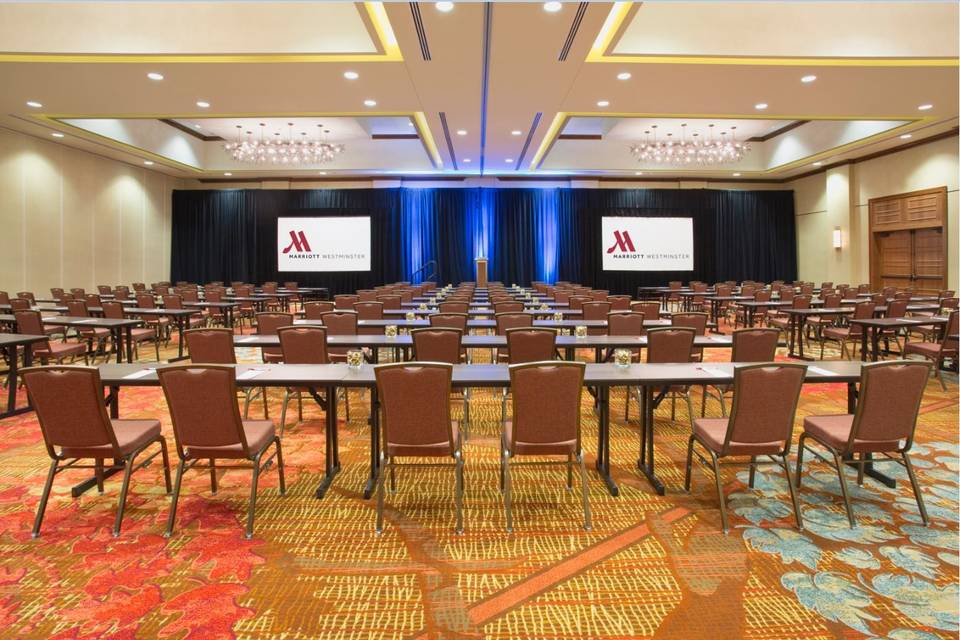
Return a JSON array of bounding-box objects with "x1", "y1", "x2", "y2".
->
[{"x1": 0, "y1": 1, "x2": 955, "y2": 180}]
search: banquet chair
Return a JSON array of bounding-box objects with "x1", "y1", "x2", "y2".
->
[
  {"x1": 903, "y1": 310, "x2": 958, "y2": 390},
  {"x1": 502, "y1": 361, "x2": 590, "y2": 532},
  {"x1": 320, "y1": 311, "x2": 359, "y2": 420},
  {"x1": 277, "y1": 325, "x2": 331, "y2": 436},
  {"x1": 374, "y1": 362, "x2": 463, "y2": 534},
  {"x1": 631, "y1": 301, "x2": 660, "y2": 320},
  {"x1": 303, "y1": 301, "x2": 335, "y2": 319},
  {"x1": 495, "y1": 301, "x2": 524, "y2": 313},
  {"x1": 439, "y1": 301, "x2": 469, "y2": 314},
  {"x1": 703, "y1": 328, "x2": 780, "y2": 417},
  {"x1": 184, "y1": 327, "x2": 264, "y2": 417},
  {"x1": 805, "y1": 293, "x2": 843, "y2": 355},
  {"x1": 101, "y1": 301, "x2": 160, "y2": 361},
  {"x1": 376, "y1": 294, "x2": 402, "y2": 310},
  {"x1": 567, "y1": 295, "x2": 592, "y2": 311},
  {"x1": 495, "y1": 312, "x2": 534, "y2": 363},
  {"x1": 646, "y1": 327, "x2": 697, "y2": 426},
  {"x1": 334, "y1": 295, "x2": 359, "y2": 311},
  {"x1": 797, "y1": 360, "x2": 931, "y2": 527},
  {"x1": 412, "y1": 327, "x2": 471, "y2": 432},
  {"x1": 158, "y1": 365, "x2": 285, "y2": 539},
  {"x1": 607, "y1": 295, "x2": 631, "y2": 311},
  {"x1": 671, "y1": 312, "x2": 708, "y2": 361},
  {"x1": 66, "y1": 300, "x2": 111, "y2": 361},
  {"x1": 255, "y1": 312, "x2": 293, "y2": 364},
  {"x1": 686, "y1": 363, "x2": 806, "y2": 533},
  {"x1": 354, "y1": 301, "x2": 385, "y2": 336},
  {"x1": 22, "y1": 366, "x2": 171, "y2": 538},
  {"x1": 162, "y1": 294, "x2": 206, "y2": 331},
  {"x1": 135, "y1": 293, "x2": 170, "y2": 344},
  {"x1": 500, "y1": 327, "x2": 559, "y2": 421},
  {"x1": 581, "y1": 301, "x2": 611, "y2": 336},
  {"x1": 15, "y1": 310, "x2": 87, "y2": 365},
  {"x1": 607, "y1": 311, "x2": 645, "y2": 420}
]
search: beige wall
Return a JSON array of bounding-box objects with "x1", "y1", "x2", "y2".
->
[
  {"x1": 0, "y1": 128, "x2": 181, "y2": 295},
  {"x1": 790, "y1": 135, "x2": 959, "y2": 288}
]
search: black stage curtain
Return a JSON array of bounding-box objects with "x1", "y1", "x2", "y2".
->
[{"x1": 171, "y1": 188, "x2": 796, "y2": 296}]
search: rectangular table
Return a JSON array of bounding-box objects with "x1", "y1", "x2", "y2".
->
[
  {"x1": 0, "y1": 315, "x2": 142, "y2": 363},
  {"x1": 184, "y1": 301, "x2": 238, "y2": 328},
  {"x1": 0, "y1": 334, "x2": 45, "y2": 419},
  {"x1": 850, "y1": 316, "x2": 950, "y2": 361}
]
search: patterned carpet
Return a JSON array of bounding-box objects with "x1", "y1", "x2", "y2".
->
[{"x1": 0, "y1": 329, "x2": 957, "y2": 639}]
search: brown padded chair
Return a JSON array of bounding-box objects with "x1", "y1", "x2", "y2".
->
[
  {"x1": 495, "y1": 301, "x2": 524, "y2": 313},
  {"x1": 705, "y1": 328, "x2": 781, "y2": 417},
  {"x1": 101, "y1": 301, "x2": 159, "y2": 361},
  {"x1": 356, "y1": 289, "x2": 377, "y2": 302},
  {"x1": 500, "y1": 327, "x2": 558, "y2": 422},
  {"x1": 607, "y1": 295, "x2": 631, "y2": 311},
  {"x1": 581, "y1": 301, "x2": 611, "y2": 335},
  {"x1": 686, "y1": 363, "x2": 806, "y2": 533},
  {"x1": 567, "y1": 295, "x2": 592, "y2": 311},
  {"x1": 22, "y1": 366, "x2": 171, "y2": 537},
  {"x1": 162, "y1": 294, "x2": 206, "y2": 330},
  {"x1": 412, "y1": 327, "x2": 471, "y2": 431},
  {"x1": 821, "y1": 301, "x2": 876, "y2": 360},
  {"x1": 334, "y1": 295, "x2": 359, "y2": 310},
  {"x1": 645, "y1": 327, "x2": 697, "y2": 426},
  {"x1": 354, "y1": 301, "x2": 384, "y2": 336},
  {"x1": 374, "y1": 362, "x2": 463, "y2": 534},
  {"x1": 15, "y1": 310, "x2": 88, "y2": 365},
  {"x1": 158, "y1": 365, "x2": 285, "y2": 539},
  {"x1": 320, "y1": 311, "x2": 359, "y2": 420},
  {"x1": 502, "y1": 361, "x2": 590, "y2": 532},
  {"x1": 255, "y1": 312, "x2": 294, "y2": 363},
  {"x1": 672, "y1": 312, "x2": 708, "y2": 361},
  {"x1": 607, "y1": 312, "x2": 645, "y2": 419},
  {"x1": 277, "y1": 325, "x2": 331, "y2": 436},
  {"x1": 66, "y1": 299, "x2": 111, "y2": 360},
  {"x1": 184, "y1": 327, "x2": 265, "y2": 418},
  {"x1": 797, "y1": 360, "x2": 931, "y2": 527},
  {"x1": 377, "y1": 294, "x2": 402, "y2": 310},
  {"x1": 303, "y1": 301, "x2": 335, "y2": 319},
  {"x1": 495, "y1": 312, "x2": 534, "y2": 363},
  {"x1": 903, "y1": 310, "x2": 958, "y2": 390},
  {"x1": 631, "y1": 301, "x2": 661, "y2": 320},
  {"x1": 438, "y1": 301, "x2": 469, "y2": 314}
]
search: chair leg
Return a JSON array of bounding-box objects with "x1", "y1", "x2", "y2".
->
[
  {"x1": 902, "y1": 452, "x2": 929, "y2": 525},
  {"x1": 159, "y1": 439, "x2": 172, "y2": 493},
  {"x1": 670, "y1": 395, "x2": 676, "y2": 421},
  {"x1": 454, "y1": 453, "x2": 464, "y2": 535},
  {"x1": 683, "y1": 435, "x2": 695, "y2": 491},
  {"x1": 112, "y1": 456, "x2": 135, "y2": 537},
  {"x1": 502, "y1": 451, "x2": 514, "y2": 533},
  {"x1": 243, "y1": 388, "x2": 254, "y2": 419},
  {"x1": 781, "y1": 455, "x2": 804, "y2": 531},
  {"x1": 577, "y1": 452, "x2": 592, "y2": 531},
  {"x1": 829, "y1": 449, "x2": 857, "y2": 528},
  {"x1": 389, "y1": 462, "x2": 396, "y2": 494},
  {"x1": 279, "y1": 389, "x2": 290, "y2": 438},
  {"x1": 856, "y1": 453, "x2": 866, "y2": 486},
  {"x1": 795, "y1": 433, "x2": 807, "y2": 487},
  {"x1": 462, "y1": 390, "x2": 471, "y2": 441},
  {"x1": 32, "y1": 459, "x2": 58, "y2": 538},
  {"x1": 209, "y1": 459, "x2": 218, "y2": 494},
  {"x1": 566, "y1": 454, "x2": 573, "y2": 490},
  {"x1": 709, "y1": 451, "x2": 729, "y2": 534},
  {"x1": 375, "y1": 454, "x2": 388, "y2": 534},
  {"x1": 748, "y1": 457, "x2": 757, "y2": 488},
  {"x1": 275, "y1": 438, "x2": 286, "y2": 495},
  {"x1": 245, "y1": 453, "x2": 263, "y2": 540},
  {"x1": 684, "y1": 391, "x2": 695, "y2": 429},
  {"x1": 165, "y1": 459, "x2": 187, "y2": 538},
  {"x1": 95, "y1": 458, "x2": 105, "y2": 494},
  {"x1": 261, "y1": 386, "x2": 269, "y2": 419}
]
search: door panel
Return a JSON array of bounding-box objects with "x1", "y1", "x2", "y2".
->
[
  {"x1": 878, "y1": 231, "x2": 912, "y2": 290},
  {"x1": 914, "y1": 228, "x2": 945, "y2": 293},
  {"x1": 870, "y1": 188, "x2": 947, "y2": 295}
]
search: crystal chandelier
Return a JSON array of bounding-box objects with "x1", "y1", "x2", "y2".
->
[
  {"x1": 629, "y1": 123, "x2": 750, "y2": 165},
  {"x1": 224, "y1": 122, "x2": 345, "y2": 165}
]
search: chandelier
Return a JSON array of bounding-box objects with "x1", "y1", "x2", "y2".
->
[
  {"x1": 629, "y1": 124, "x2": 750, "y2": 165},
  {"x1": 224, "y1": 123, "x2": 345, "y2": 165}
]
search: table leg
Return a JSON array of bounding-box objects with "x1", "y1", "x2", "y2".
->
[
  {"x1": 595, "y1": 385, "x2": 619, "y2": 497},
  {"x1": 870, "y1": 327, "x2": 880, "y2": 362},
  {"x1": 636, "y1": 385, "x2": 666, "y2": 495},
  {"x1": 860, "y1": 327, "x2": 869, "y2": 362},
  {"x1": 114, "y1": 328, "x2": 124, "y2": 364},
  {"x1": 797, "y1": 316, "x2": 806, "y2": 359},
  {"x1": 314, "y1": 385, "x2": 340, "y2": 499},
  {"x1": 125, "y1": 327, "x2": 134, "y2": 363},
  {"x1": 362, "y1": 386, "x2": 380, "y2": 499},
  {"x1": 787, "y1": 316, "x2": 797, "y2": 357},
  {"x1": 747, "y1": 307, "x2": 755, "y2": 328},
  {"x1": 226, "y1": 307, "x2": 234, "y2": 329},
  {"x1": 0, "y1": 345, "x2": 33, "y2": 419},
  {"x1": 172, "y1": 316, "x2": 187, "y2": 361}
]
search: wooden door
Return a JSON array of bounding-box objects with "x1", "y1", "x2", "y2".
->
[
  {"x1": 869, "y1": 187, "x2": 947, "y2": 295},
  {"x1": 876, "y1": 231, "x2": 913, "y2": 291},
  {"x1": 914, "y1": 227, "x2": 946, "y2": 293}
]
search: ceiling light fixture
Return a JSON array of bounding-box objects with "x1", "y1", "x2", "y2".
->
[
  {"x1": 733, "y1": 172, "x2": 741, "y2": 177},
  {"x1": 26, "y1": 101, "x2": 42, "y2": 108},
  {"x1": 596, "y1": 100, "x2": 610, "y2": 107},
  {"x1": 812, "y1": 161, "x2": 822, "y2": 166},
  {"x1": 224, "y1": 172, "x2": 232, "y2": 176},
  {"x1": 617, "y1": 72, "x2": 632, "y2": 80},
  {"x1": 363, "y1": 99, "x2": 377, "y2": 107},
  {"x1": 543, "y1": 1, "x2": 562, "y2": 12},
  {"x1": 435, "y1": 1, "x2": 454, "y2": 12},
  {"x1": 224, "y1": 122, "x2": 345, "y2": 165},
  {"x1": 505, "y1": 158, "x2": 514, "y2": 162},
  {"x1": 456, "y1": 129, "x2": 467, "y2": 136},
  {"x1": 635, "y1": 171, "x2": 643, "y2": 176},
  {"x1": 900, "y1": 133, "x2": 913, "y2": 139},
  {"x1": 463, "y1": 158, "x2": 471, "y2": 163},
  {"x1": 511, "y1": 130, "x2": 522, "y2": 136},
  {"x1": 196, "y1": 100, "x2": 210, "y2": 108},
  {"x1": 754, "y1": 102, "x2": 768, "y2": 110},
  {"x1": 800, "y1": 75, "x2": 816, "y2": 83},
  {"x1": 630, "y1": 123, "x2": 750, "y2": 166},
  {"x1": 343, "y1": 71, "x2": 359, "y2": 80},
  {"x1": 917, "y1": 104, "x2": 933, "y2": 110},
  {"x1": 51, "y1": 132, "x2": 64, "y2": 138},
  {"x1": 147, "y1": 72, "x2": 164, "y2": 81},
  {"x1": 143, "y1": 160, "x2": 154, "y2": 165}
]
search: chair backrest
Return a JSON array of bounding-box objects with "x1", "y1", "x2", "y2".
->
[
  {"x1": 591, "y1": 290, "x2": 609, "y2": 301},
  {"x1": 319, "y1": 311, "x2": 358, "y2": 336},
  {"x1": 0, "y1": 291, "x2": 8, "y2": 305},
  {"x1": 278, "y1": 325, "x2": 328, "y2": 364},
  {"x1": 779, "y1": 287, "x2": 795, "y2": 302},
  {"x1": 10, "y1": 298, "x2": 30, "y2": 311},
  {"x1": 724, "y1": 364, "x2": 806, "y2": 453},
  {"x1": 942, "y1": 310, "x2": 959, "y2": 348},
  {"x1": 671, "y1": 312, "x2": 708, "y2": 335},
  {"x1": 66, "y1": 300, "x2": 89, "y2": 317},
  {"x1": 894, "y1": 291, "x2": 912, "y2": 301},
  {"x1": 754, "y1": 290, "x2": 771, "y2": 303},
  {"x1": 411, "y1": 328, "x2": 462, "y2": 364},
  {"x1": 158, "y1": 365, "x2": 249, "y2": 457},
  {"x1": 303, "y1": 301, "x2": 335, "y2": 319},
  {"x1": 505, "y1": 327, "x2": 556, "y2": 363},
  {"x1": 84, "y1": 293, "x2": 101, "y2": 307},
  {"x1": 21, "y1": 366, "x2": 119, "y2": 458},
  {"x1": 154, "y1": 285, "x2": 170, "y2": 296},
  {"x1": 857, "y1": 284, "x2": 871, "y2": 293},
  {"x1": 50, "y1": 288, "x2": 64, "y2": 299},
  {"x1": 607, "y1": 295, "x2": 631, "y2": 311},
  {"x1": 17, "y1": 291, "x2": 35, "y2": 304},
  {"x1": 184, "y1": 328, "x2": 237, "y2": 364},
  {"x1": 740, "y1": 285, "x2": 756, "y2": 298},
  {"x1": 495, "y1": 301, "x2": 524, "y2": 313},
  {"x1": 334, "y1": 295, "x2": 359, "y2": 310},
  {"x1": 496, "y1": 312, "x2": 533, "y2": 334},
  {"x1": 668, "y1": 281, "x2": 682, "y2": 290},
  {"x1": 262, "y1": 283, "x2": 278, "y2": 294},
  {"x1": 822, "y1": 293, "x2": 842, "y2": 308},
  {"x1": 799, "y1": 284, "x2": 813, "y2": 296},
  {"x1": 567, "y1": 295, "x2": 592, "y2": 311},
  {"x1": 283, "y1": 281, "x2": 298, "y2": 291},
  {"x1": 792, "y1": 295, "x2": 812, "y2": 310},
  {"x1": 162, "y1": 294, "x2": 185, "y2": 310},
  {"x1": 429, "y1": 313, "x2": 468, "y2": 331},
  {"x1": 132, "y1": 282, "x2": 146, "y2": 291},
  {"x1": 939, "y1": 290, "x2": 955, "y2": 300},
  {"x1": 508, "y1": 361, "x2": 585, "y2": 449},
  {"x1": 885, "y1": 300, "x2": 908, "y2": 319},
  {"x1": 437, "y1": 301, "x2": 468, "y2": 313},
  {"x1": 377, "y1": 295, "x2": 401, "y2": 310},
  {"x1": 581, "y1": 301, "x2": 611, "y2": 321},
  {"x1": 101, "y1": 300, "x2": 126, "y2": 320},
  {"x1": 631, "y1": 301, "x2": 660, "y2": 320},
  {"x1": 731, "y1": 328, "x2": 779, "y2": 362},
  {"x1": 607, "y1": 311, "x2": 644, "y2": 336},
  {"x1": 871, "y1": 293, "x2": 886, "y2": 305},
  {"x1": 256, "y1": 312, "x2": 294, "y2": 336},
  {"x1": 850, "y1": 361, "x2": 931, "y2": 450},
  {"x1": 97, "y1": 285, "x2": 112, "y2": 295},
  {"x1": 553, "y1": 290, "x2": 572, "y2": 304},
  {"x1": 14, "y1": 310, "x2": 46, "y2": 337},
  {"x1": 205, "y1": 289, "x2": 223, "y2": 302},
  {"x1": 136, "y1": 293, "x2": 156, "y2": 309},
  {"x1": 375, "y1": 363, "x2": 454, "y2": 453},
  {"x1": 353, "y1": 301, "x2": 384, "y2": 321},
  {"x1": 940, "y1": 297, "x2": 959, "y2": 312},
  {"x1": 646, "y1": 327, "x2": 696, "y2": 364}
]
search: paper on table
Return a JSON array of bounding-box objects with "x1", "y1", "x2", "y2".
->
[
  {"x1": 709, "y1": 335, "x2": 730, "y2": 341},
  {"x1": 123, "y1": 368, "x2": 156, "y2": 380},
  {"x1": 698, "y1": 366, "x2": 731, "y2": 377},
  {"x1": 237, "y1": 336, "x2": 258, "y2": 343},
  {"x1": 807, "y1": 366, "x2": 837, "y2": 376},
  {"x1": 237, "y1": 368, "x2": 267, "y2": 380},
  {"x1": 72, "y1": 318, "x2": 98, "y2": 324}
]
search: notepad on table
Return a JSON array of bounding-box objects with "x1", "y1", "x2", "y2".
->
[
  {"x1": 237, "y1": 336, "x2": 258, "y2": 343},
  {"x1": 123, "y1": 368, "x2": 156, "y2": 380},
  {"x1": 237, "y1": 368, "x2": 267, "y2": 380},
  {"x1": 807, "y1": 366, "x2": 837, "y2": 376},
  {"x1": 698, "y1": 366, "x2": 731, "y2": 377}
]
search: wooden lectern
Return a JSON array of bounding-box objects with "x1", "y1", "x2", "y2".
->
[{"x1": 475, "y1": 257, "x2": 488, "y2": 287}]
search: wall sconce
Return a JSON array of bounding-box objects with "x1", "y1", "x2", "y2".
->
[{"x1": 832, "y1": 227, "x2": 842, "y2": 249}]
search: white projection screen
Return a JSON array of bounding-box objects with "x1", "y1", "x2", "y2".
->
[
  {"x1": 601, "y1": 217, "x2": 694, "y2": 271},
  {"x1": 277, "y1": 217, "x2": 371, "y2": 272}
]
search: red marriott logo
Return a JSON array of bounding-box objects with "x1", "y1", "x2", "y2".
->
[
  {"x1": 606, "y1": 230, "x2": 636, "y2": 254},
  {"x1": 282, "y1": 230, "x2": 312, "y2": 254}
]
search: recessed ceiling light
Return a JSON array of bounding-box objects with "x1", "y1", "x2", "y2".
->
[
  {"x1": 343, "y1": 71, "x2": 359, "y2": 80},
  {"x1": 463, "y1": 158, "x2": 471, "y2": 163},
  {"x1": 505, "y1": 158, "x2": 514, "y2": 163},
  {"x1": 363, "y1": 99, "x2": 377, "y2": 107},
  {"x1": 51, "y1": 132, "x2": 64, "y2": 138},
  {"x1": 812, "y1": 161, "x2": 822, "y2": 166},
  {"x1": 318, "y1": 171, "x2": 327, "y2": 175},
  {"x1": 917, "y1": 104, "x2": 933, "y2": 111},
  {"x1": 900, "y1": 133, "x2": 913, "y2": 139},
  {"x1": 456, "y1": 129, "x2": 467, "y2": 136},
  {"x1": 26, "y1": 101, "x2": 42, "y2": 108},
  {"x1": 511, "y1": 130, "x2": 522, "y2": 136},
  {"x1": 543, "y1": 1, "x2": 562, "y2": 12},
  {"x1": 196, "y1": 100, "x2": 210, "y2": 108},
  {"x1": 408, "y1": 121, "x2": 414, "y2": 127},
  {"x1": 143, "y1": 160, "x2": 154, "y2": 165},
  {"x1": 435, "y1": 1, "x2": 454, "y2": 12},
  {"x1": 617, "y1": 72, "x2": 632, "y2": 81},
  {"x1": 635, "y1": 171, "x2": 643, "y2": 176},
  {"x1": 800, "y1": 75, "x2": 817, "y2": 83},
  {"x1": 147, "y1": 72, "x2": 164, "y2": 81},
  {"x1": 224, "y1": 172, "x2": 232, "y2": 176},
  {"x1": 596, "y1": 100, "x2": 610, "y2": 107},
  {"x1": 754, "y1": 103, "x2": 768, "y2": 110},
  {"x1": 732, "y1": 172, "x2": 741, "y2": 177}
]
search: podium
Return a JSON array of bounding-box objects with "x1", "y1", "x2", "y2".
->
[{"x1": 475, "y1": 257, "x2": 488, "y2": 287}]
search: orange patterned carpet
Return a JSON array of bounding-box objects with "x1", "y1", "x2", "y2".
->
[{"x1": 0, "y1": 332, "x2": 957, "y2": 639}]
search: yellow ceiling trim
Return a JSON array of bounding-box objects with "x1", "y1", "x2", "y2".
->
[
  {"x1": 411, "y1": 112, "x2": 442, "y2": 169},
  {"x1": 0, "y1": 3, "x2": 402, "y2": 64},
  {"x1": 529, "y1": 111, "x2": 933, "y2": 173},
  {"x1": 587, "y1": 2, "x2": 958, "y2": 67}
]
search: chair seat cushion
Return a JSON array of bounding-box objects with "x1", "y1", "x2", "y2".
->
[
  {"x1": 802, "y1": 414, "x2": 903, "y2": 453},
  {"x1": 41, "y1": 340, "x2": 86, "y2": 359},
  {"x1": 387, "y1": 421, "x2": 459, "y2": 458},
  {"x1": 60, "y1": 419, "x2": 161, "y2": 458},
  {"x1": 185, "y1": 420, "x2": 276, "y2": 459},
  {"x1": 823, "y1": 326, "x2": 852, "y2": 340},
  {"x1": 130, "y1": 327, "x2": 156, "y2": 341},
  {"x1": 693, "y1": 418, "x2": 785, "y2": 455},
  {"x1": 903, "y1": 341, "x2": 941, "y2": 358},
  {"x1": 503, "y1": 420, "x2": 575, "y2": 456}
]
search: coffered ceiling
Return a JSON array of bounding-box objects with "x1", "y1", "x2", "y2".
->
[{"x1": 0, "y1": 1, "x2": 956, "y2": 181}]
